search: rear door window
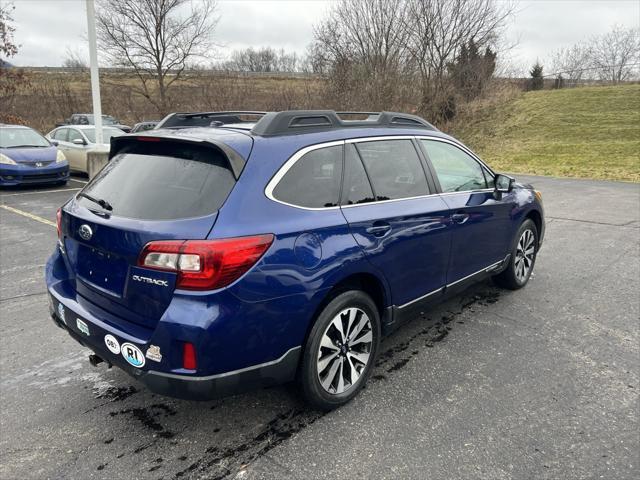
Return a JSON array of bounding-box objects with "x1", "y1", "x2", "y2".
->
[
  {"x1": 79, "y1": 144, "x2": 236, "y2": 220},
  {"x1": 341, "y1": 144, "x2": 374, "y2": 205},
  {"x1": 68, "y1": 129, "x2": 84, "y2": 144},
  {"x1": 272, "y1": 145, "x2": 343, "y2": 208},
  {"x1": 356, "y1": 139, "x2": 429, "y2": 201},
  {"x1": 421, "y1": 140, "x2": 488, "y2": 193}
]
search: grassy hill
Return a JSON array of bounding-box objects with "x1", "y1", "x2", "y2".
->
[{"x1": 452, "y1": 84, "x2": 640, "y2": 182}]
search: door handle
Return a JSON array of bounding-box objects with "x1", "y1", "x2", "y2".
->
[
  {"x1": 451, "y1": 212, "x2": 470, "y2": 224},
  {"x1": 366, "y1": 222, "x2": 392, "y2": 237}
]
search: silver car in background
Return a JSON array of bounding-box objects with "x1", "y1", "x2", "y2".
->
[{"x1": 46, "y1": 125, "x2": 124, "y2": 174}]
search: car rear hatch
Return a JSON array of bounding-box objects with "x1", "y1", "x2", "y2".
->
[{"x1": 60, "y1": 132, "x2": 252, "y2": 329}]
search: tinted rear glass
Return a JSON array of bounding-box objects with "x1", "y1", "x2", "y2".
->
[
  {"x1": 273, "y1": 145, "x2": 343, "y2": 208},
  {"x1": 341, "y1": 144, "x2": 374, "y2": 205},
  {"x1": 79, "y1": 145, "x2": 235, "y2": 220}
]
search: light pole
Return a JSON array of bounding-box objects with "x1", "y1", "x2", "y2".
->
[{"x1": 85, "y1": 0, "x2": 103, "y2": 144}]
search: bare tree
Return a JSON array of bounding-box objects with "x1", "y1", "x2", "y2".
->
[
  {"x1": 587, "y1": 25, "x2": 639, "y2": 84},
  {"x1": 310, "y1": 0, "x2": 413, "y2": 109},
  {"x1": 549, "y1": 44, "x2": 589, "y2": 85},
  {"x1": 96, "y1": 0, "x2": 219, "y2": 115},
  {"x1": 62, "y1": 47, "x2": 88, "y2": 69},
  {"x1": 405, "y1": 0, "x2": 514, "y2": 117},
  {"x1": 222, "y1": 47, "x2": 300, "y2": 73},
  {"x1": 310, "y1": 0, "x2": 514, "y2": 120},
  {"x1": 0, "y1": 1, "x2": 30, "y2": 124}
]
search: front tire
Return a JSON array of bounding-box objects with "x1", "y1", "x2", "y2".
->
[
  {"x1": 300, "y1": 290, "x2": 380, "y2": 411},
  {"x1": 493, "y1": 219, "x2": 538, "y2": 290}
]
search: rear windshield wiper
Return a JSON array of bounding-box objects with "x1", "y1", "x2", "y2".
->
[{"x1": 77, "y1": 192, "x2": 113, "y2": 211}]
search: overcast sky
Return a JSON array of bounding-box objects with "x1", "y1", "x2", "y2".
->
[{"x1": 8, "y1": 0, "x2": 640, "y2": 74}]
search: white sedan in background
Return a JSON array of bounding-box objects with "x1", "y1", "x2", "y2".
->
[{"x1": 46, "y1": 125, "x2": 124, "y2": 174}]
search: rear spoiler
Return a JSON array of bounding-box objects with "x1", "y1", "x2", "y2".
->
[{"x1": 109, "y1": 134, "x2": 247, "y2": 179}]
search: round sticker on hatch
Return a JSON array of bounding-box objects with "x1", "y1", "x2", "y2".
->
[
  {"x1": 121, "y1": 343, "x2": 145, "y2": 368},
  {"x1": 104, "y1": 334, "x2": 121, "y2": 354}
]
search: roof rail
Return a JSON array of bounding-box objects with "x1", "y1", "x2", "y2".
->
[
  {"x1": 250, "y1": 110, "x2": 437, "y2": 136},
  {"x1": 174, "y1": 111, "x2": 267, "y2": 119}
]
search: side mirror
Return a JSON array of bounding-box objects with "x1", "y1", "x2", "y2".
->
[
  {"x1": 50, "y1": 140, "x2": 59, "y2": 147},
  {"x1": 73, "y1": 138, "x2": 87, "y2": 146},
  {"x1": 495, "y1": 174, "x2": 515, "y2": 193}
]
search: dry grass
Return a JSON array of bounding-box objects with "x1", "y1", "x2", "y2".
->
[{"x1": 6, "y1": 71, "x2": 639, "y2": 182}]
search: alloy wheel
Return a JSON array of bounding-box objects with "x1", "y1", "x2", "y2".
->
[
  {"x1": 317, "y1": 307, "x2": 373, "y2": 395},
  {"x1": 515, "y1": 228, "x2": 535, "y2": 283}
]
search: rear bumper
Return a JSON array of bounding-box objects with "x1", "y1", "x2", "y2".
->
[
  {"x1": 45, "y1": 245, "x2": 308, "y2": 401},
  {"x1": 48, "y1": 297, "x2": 301, "y2": 400},
  {"x1": 0, "y1": 162, "x2": 69, "y2": 186}
]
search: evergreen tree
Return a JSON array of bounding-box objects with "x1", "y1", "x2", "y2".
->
[
  {"x1": 448, "y1": 40, "x2": 497, "y2": 101},
  {"x1": 529, "y1": 62, "x2": 544, "y2": 90}
]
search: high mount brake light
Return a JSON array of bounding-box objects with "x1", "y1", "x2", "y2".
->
[
  {"x1": 137, "y1": 234, "x2": 274, "y2": 290},
  {"x1": 136, "y1": 136, "x2": 162, "y2": 142}
]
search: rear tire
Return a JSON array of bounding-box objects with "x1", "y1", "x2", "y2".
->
[
  {"x1": 300, "y1": 290, "x2": 380, "y2": 411},
  {"x1": 493, "y1": 219, "x2": 538, "y2": 290}
]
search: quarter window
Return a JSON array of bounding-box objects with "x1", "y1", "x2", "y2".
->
[
  {"x1": 341, "y1": 144, "x2": 374, "y2": 205},
  {"x1": 421, "y1": 140, "x2": 488, "y2": 193},
  {"x1": 356, "y1": 139, "x2": 429, "y2": 201},
  {"x1": 272, "y1": 145, "x2": 343, "y2": 208}
]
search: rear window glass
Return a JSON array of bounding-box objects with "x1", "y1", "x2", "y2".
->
[
  {"x1": 79, "y1": 145, "x2": 235, "y2": 220},
  {"x1": 356, "y1": 140, "x2": 429, "y2": 201},
  {"x1": 272, "y1": 145, "x2": 343, "y2": 208}
]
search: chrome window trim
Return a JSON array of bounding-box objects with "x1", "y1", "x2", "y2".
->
[
  {"x1": 264, "y1": 135, "x2": 497, "y2": 212},
  {"x1": 264, "y1": 140, "x2": 345, "y2": 211},
  {"x1": 345, "y1": 135, "x2": 418, "y2": 144}
]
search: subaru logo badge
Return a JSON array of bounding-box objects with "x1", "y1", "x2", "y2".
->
[
  {"x1": 78, "y1": 224, "x2": 93, "y2": 241},
  {"x1": 35, "y1": 162, "x2": 43, "y2": 167}
]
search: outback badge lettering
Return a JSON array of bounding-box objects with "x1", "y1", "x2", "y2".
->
[{"x1": 132, "y1": 275, "x2": 169, "y2": 287}]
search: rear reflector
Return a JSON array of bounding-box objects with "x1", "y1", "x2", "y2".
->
[
  {"x1": 138, "y1": 234, "x2": 274, "y2": 290},
  {"x1": 183, "y1": 342, "x2": 197, "y2": 370}
]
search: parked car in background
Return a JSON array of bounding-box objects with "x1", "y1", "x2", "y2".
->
[
  {"x1": 46, "y1": 110, "x2": 544, "y2": 410},
  {"x1": 130, "y1": 121, "x2": 159, "y2": 133},
  {"x1": 155, "y1": 111, "x2": 264, "y2": 130},
  {"x1": 57, "y1": 114, "x2": 131, "y2": 133},
  {"x1": 0, "y1": 124, "x2": 69, "y2": 186},
  {"x1": 46, "y1": 126, "x2": 124, "y2": 174}
]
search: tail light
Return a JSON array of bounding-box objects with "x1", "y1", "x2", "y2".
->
[
  {"x1": 137, "y1": 234, "x2": 274, "y2": 290},
  {"x1": 183, "y1": 342, "x2": 197, "y2": 370},
  {"x1": 56, "y1": 208, "x2": 62, "y2": 240}
]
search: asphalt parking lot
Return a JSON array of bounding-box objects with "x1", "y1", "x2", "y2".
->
[{"x1": 0, "y1": 174, "x2": 638, "y2": 480}]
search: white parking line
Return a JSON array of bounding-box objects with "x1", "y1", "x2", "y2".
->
[
  {"x1": 69, "y1": 178, "x2": 88, "y2": 185},
  {"x1": 0, "y1": 188, "x2": 81, "y2": 197}
]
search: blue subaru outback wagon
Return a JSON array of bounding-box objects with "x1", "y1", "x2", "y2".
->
[{"x1": 46, "y1": 111, "x2": 544, "y2": 410}]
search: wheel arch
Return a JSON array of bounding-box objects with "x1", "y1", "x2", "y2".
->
[
  {"x1": 525, "y1": 208, "x2": 543, "y2": 247},
  {"x1": 299, "y1": 271, "x2": 390, "y2": 366}
]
